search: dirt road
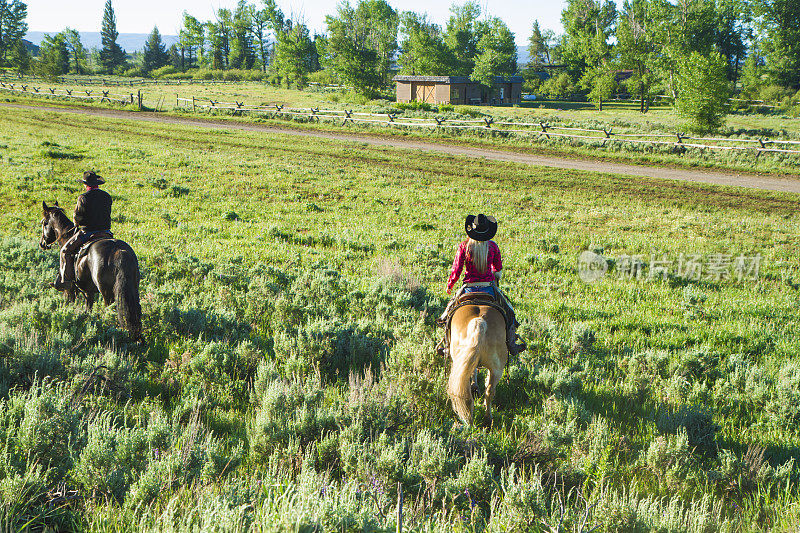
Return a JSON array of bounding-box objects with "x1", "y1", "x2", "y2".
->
[{"x1": 5, "y1": 102, "x2": 800, "y2": 194}]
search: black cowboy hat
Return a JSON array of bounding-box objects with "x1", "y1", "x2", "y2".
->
[
  {"x1": 80, "y1": 171, "x2": 105, "y2": 186},
  {"x1": 465, "y1": 214, "x2": 497, "y2": 241}
]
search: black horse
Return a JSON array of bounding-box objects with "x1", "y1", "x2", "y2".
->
[{"x1": 40, "y1": 201, "x2": 142, "y2": 339}]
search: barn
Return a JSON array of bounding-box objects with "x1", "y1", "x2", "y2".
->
[{"x1": 393, "y1": 75, "x2": 523, "y2": 105}]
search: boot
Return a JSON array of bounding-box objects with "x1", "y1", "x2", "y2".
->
[
  {"x1": 58, "y1": 253, "x2": 77, "y2": 291},
  {"x1": 507, "y1": 322, "x2": 527, "y2": 356},
  {"x1": 435, "y1": 335, "x2": 449, "y2": 358},
  {"x1": 51, "y1": 272, "x2": 73, "y2": 291}
]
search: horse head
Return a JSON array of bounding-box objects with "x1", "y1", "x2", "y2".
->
[{"x1": 40, "y1": 200, "x2": 68, "y2": 250}]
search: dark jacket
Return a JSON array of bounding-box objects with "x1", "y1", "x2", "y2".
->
[{"x1": 74, "y1": 189, "x2": 112, "y2": 231}]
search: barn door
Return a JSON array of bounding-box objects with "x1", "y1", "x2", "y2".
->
[
  {"x1": 414, "y1": 83, "x2": 435, "y2": 103},
  {"x1": 414, "y1": 83, "x2": 426, "y2": 102},
  {"x1": 425, "y1": 84, "x2": 435, "y2": 103}
]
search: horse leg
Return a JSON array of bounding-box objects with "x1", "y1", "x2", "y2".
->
[
  {"x1": 65, "y1": 287, "x2": 76, "y2": 304},
  {"x1": 85, "y1": 292, "x2": 97, "y2": 312},
  {"x1": 482, "y1": 362, "x2": 504, "y2": 429},
  {"x1": 100, "y1": 285, "x2": 114, "y2": 306}
]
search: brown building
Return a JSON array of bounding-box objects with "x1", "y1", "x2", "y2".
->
[{"x1": 393, "y1": 75, "x2": 523, "y2": 105}]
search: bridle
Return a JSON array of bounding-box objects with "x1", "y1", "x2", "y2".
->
[{"x1": 40, "y1": 207, "x2": 74, "y2": 250}]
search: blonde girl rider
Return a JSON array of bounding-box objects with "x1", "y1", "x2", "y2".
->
[{"x1": 436, "y1": 214, "x2": 526, "y2": 358}]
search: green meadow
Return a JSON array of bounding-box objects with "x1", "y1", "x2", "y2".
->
[
  {"x1": 1, "y1": 105, "x2": 800, "y2": 531},
  {"x1": 4, "y1": 79, "x2": 800, "y2": 176}
]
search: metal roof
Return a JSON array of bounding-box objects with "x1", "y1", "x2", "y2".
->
[{"x1": 392, "y1": 75, "x2": 523, "y2": 84}]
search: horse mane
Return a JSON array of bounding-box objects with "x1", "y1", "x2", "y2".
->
[{"x1": 48, "y1": 206, "x2": 75, "y2": 230}]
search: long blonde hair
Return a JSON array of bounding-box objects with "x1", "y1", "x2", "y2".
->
[{"x1": 466, "y1": 238, "x2": 489, "y2": 274}]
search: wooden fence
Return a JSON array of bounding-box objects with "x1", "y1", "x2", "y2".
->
[
  {"x1": 2, "y1": 79, "x2": 797, "y2": 158},
  {"x1": 0, "y1": 74, "x2": 253, "y2": 86},
  {"x1": 176, "y1": 95, "x2": 800, "y2": 157},
  {"x1": 0, "y1": 81, "x2": 141, "y2": 108}
]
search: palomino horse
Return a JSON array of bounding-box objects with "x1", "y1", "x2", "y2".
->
[
  {"x1": 447, "y1": 299, "x2": 507, "y2": 426},
  {"x1": 40, "y1": 201, "x2": 142, "y2": 339}
]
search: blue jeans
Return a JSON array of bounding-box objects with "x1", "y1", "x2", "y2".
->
[{"x1": 463, "y1": 286, "x2": 495, "y2": 297}]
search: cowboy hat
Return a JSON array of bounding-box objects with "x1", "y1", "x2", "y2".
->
[
  {"x1": 80, "y1": 171, "x2": 105, "y2": 186},
  {"x1": 465, "y1": 214, "x2": 497, "y2": 241}
]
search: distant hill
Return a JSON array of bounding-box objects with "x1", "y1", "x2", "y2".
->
[
  {"x1": 25, "y1": 31, "x2": 179, "y2": 53},
  {"x1": 22, "y1": 39, "x2": 39, "y2": 55},
  {"x1": 517, "y1": 46, "x2": 530, "y2": 68}
]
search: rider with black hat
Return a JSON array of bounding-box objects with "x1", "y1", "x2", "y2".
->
[
  {"x1": 436, "y1": 214, "x2": 526, "y2": 358},
  {"x1": 53, "y1": 171, "x2": 113, "y2": 290}
]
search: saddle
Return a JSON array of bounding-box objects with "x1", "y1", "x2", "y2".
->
[
  {"x1": 443, "y1": 290, "x2": 508, "y2": 350},
  {"x1": 75, "y1": 231, "x2": 114, "y2": 261}
]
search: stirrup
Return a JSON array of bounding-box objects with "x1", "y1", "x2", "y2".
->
[
  {"x1": 53, "y1": 278, "x2": 74, "y2": 291},
  {"x1": 508, "y1": 337, "x2": 527, "y2": 356}
]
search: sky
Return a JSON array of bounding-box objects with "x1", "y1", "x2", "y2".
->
[{"x1": 24, "y1": 0, "x2": 567, "y2": 45}]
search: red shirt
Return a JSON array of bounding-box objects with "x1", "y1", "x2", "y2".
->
[{"x1": 447, "y1": 240, "x2": 503, "y2": 292}]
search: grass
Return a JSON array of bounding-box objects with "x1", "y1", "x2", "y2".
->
[
  {"x1": 1, "y1": 105, "x2": 800, "y2": 530},
  {"x1": 3, "y1": 77, "x2": 800, "y2": 177}
]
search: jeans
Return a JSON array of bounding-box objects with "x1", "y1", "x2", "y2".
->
[{"x1": 462, "y1": 286, "x2": 495, "y2": 297}]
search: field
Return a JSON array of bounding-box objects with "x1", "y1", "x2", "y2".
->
[
  {"x1": 2, "y1": 104, "x2": 800, "y2": 531},
  {"x1": 3, "y1": 79, "x2": 800, "y2": 176}
]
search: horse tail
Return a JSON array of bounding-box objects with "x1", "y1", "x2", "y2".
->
[
  {"x1": 113, "y1": 249, "x2": 142, "y2": 340},
  {"x1": 448, "y1": 316, "x2": 487, "y2": 424}
]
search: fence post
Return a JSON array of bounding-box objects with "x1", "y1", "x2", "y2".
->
[
  {"x1": 396, "y1": 482, "x2": 403, "y2": 533},
  {"x1": 192, "y1": 96, "x2": 196, "y2": 112},
  {"x1": 137, "y1": 90, "x2": 142, "y2": 111}
]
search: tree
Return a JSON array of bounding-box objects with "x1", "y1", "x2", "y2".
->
[
  {"x1": 0, "y1": 0, "x2": 28, "y2": 66},
  {"x1": 273, "y1": 20, "x2": 316, "y2": 87},
  {"x1": 324, "y1": 0, "x2": 398, "y2": 94},
  {"x1": 649, "y1": 0, "x2": 718, "y2": 98},
  {"x1": 207, "y1": 9, "x2": 233, "y2": 70},
  {"x1": 527, "y1": 20, "x2": 554, "y2": 67},
  {"x1": 251, "y1": 8, "x2": 270, "y2": 71},
  {"x1": 38, "y1": 32, "x2": 69, "y2": 78},
  {"x1": 63, "y1": 28, "x2": 87, "y2": 74},
  {"x1": 561, "y1": 0, "x2": 616, "y2": 107},
  {"x1": 229, "y1": 0, "x2": 256, "y2": 70},
  {"x1": 616, "y1": 0, "x2": 658, "y2": 112},
  {"x1": 9, "y1": 37, "x2": 29, "y2": 74},
  {"x1": 560, "y1": 0, "x2": 617, "y2": 82},
  {"x1": 179, "y1": 12, "x2": 205, "y2": 69},
  {"x1": 100, "y1": 0, "x2": 126, "y2": 73},
  {"x1": 142, "y1": 26, "x2": 170, "y2": 73},
  {"x1": 443, "y1": 1, "x2": 482, "y2": 76},
  {"x1": 675, "y1": 51, "x2": 730, "y2": 133},
  {"x1": 358, "y1": 0, "x2": 399, "y2": 86},
  {"x1": 398, "y1": 12, "x2": 454, "y2": 75},
  {"x1": 471, "y1": 17, "x2": 517, "y2": 90},
  {"x1": 523, "y1": 21, "x2": 555, "y2": 93},
  {"x1": 168, "y1": 43, "x2": 181, "y2": 69},
  {"x1": 714, "y1": 0, "x2": 748, "y2": 83},
  {"x1": 739, "y1": 50, "x2": 766, "y2": 100},
  {"x1": 754, "y1": 0, "x2": 800, "y2": 89}
]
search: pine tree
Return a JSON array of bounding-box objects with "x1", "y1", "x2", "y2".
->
[
  {"x1": 100, "y1": 0, "x2": 125, "y2": 73},
  {"x1": 142, "y1": 26, "x2": 169, "y2": 73},
  {"x1": 9, "y1": 37, "x2": 29, "y2": 74}
]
